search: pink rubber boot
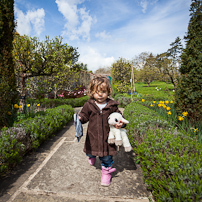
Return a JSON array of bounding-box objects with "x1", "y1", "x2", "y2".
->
[
  {"x1": 101, "y1": 166, "x2": 116, "y2": 186},
  {"x1": 88, "y1": 157, "x2": 96, "y2": 165}
]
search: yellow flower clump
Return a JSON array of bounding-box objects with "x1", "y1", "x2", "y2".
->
[
  {"x1": 14, "y1": 104, "x2": 19, "y2": 109},
  {"x1": 194, "y1": 128, "x2": 199, "y2": 132},
  {"x1": 167, "y1": 111, "x2": 172, "y2": 115},
  {"x1": 182, "y1": 111, "x2": 188, "y2": 116},
  {"x1": 178, "y1": 116, "x2": 184, "y2": 121}
]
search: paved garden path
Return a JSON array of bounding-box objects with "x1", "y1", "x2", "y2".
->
[{"x1": 0, "y1": 107, "x2": 151, "y2": 202}]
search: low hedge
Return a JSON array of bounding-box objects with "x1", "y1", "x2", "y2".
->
[
  {"x1": 113, "y1": 93, "x2": 133, "y2": 107},
  {"x1": 137, "y1": 129, "x2": 202, "y2": 202},
  {"x1": 123, "y1": 103, "x2": 202, "y2": 201},
  {"x1": 26, "y1": 96, "x2": 89, "y2": 109},
  {"x1": 0, "y1": 105, "x2": 74, "y2": 174},
  {"x1": 123, "y1": 103, "x2": 173, "y2": 144}
]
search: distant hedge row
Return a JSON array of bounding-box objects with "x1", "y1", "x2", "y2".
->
[
  {"x1": 123, "y1": 103, "x2": 202, "y2": 202},
  {"x1": 27, "y1": 96, "x2": 89, "y2": 108}
]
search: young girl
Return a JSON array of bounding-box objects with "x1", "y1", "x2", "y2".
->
[{"x1": 79, "y1": 76, "x2": 125, "y2": 186}]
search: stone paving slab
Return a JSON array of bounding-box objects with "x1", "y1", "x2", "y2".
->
[{"x1": 0, "y1": 107, "x2": 151, "y2": 202}]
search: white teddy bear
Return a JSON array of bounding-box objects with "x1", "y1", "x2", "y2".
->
[{"x1": 108, "y1": 112, "x2": 132, "y2": 152}]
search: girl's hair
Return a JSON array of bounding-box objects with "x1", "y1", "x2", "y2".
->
[{"x1": 88, "y1": 76, "x2": 112, "y2": 98}]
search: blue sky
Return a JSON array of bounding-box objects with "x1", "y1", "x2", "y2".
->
[{"x1": 14, "y1": 0, "x2": 191, "y2": 72}]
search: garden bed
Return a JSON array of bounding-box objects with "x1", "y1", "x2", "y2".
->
[{"x1": 123, "y1": 103, "x2": 202, "y2": 201}]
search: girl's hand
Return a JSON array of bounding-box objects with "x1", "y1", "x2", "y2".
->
[
  {"x1": 115, "y1": 121, "x2": 123, "y2": 129},
  {"x1": 79, "y1": 116, "x2": 81, "y2": 120}
]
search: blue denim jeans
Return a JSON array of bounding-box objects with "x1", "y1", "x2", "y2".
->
[{"x1": 86, "y1": 154, "x2": 114, "y2": 168}]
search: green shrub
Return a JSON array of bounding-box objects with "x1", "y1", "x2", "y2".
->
[
  {"x1": 0, "y1": 105, "x2": 74, "y2": 174},
  {"x1": 26, "y1": 96, "x2": 89, "y2": 109},
  {"x1": 123, "y1": 103, "x2": 172, "y2": 143},
  {"x1": 114, "y1": 94, "x2": 132, "y2": 107},
  {"x1": 0, "y1": 128, "x2": 24, "y2": 173},
  {"x1": 136, "y1": 129, "x2": 202, "y2": 202},
  {"x1": 14, "y1": 105, "x2": 74, "y2": 148},
  {"x1": 137, "y1": 99, "x2": 202, "y2": 143},
  {"x1": 0, "y1": 0, "x2": 18, "y2": 129},
  {"x1": 175, "y1": 0, "x2": 202, "y2": 122},
  {"x1": 123, "y1": 102, "x2": 202, "y2": 201}
]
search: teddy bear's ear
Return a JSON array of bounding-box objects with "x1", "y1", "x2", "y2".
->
[{"x1": 121, "y1": 118, "x2": 129, "y2": 124}]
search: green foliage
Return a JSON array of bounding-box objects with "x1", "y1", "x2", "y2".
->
[
  {"x1": 136, "y1": 129, "x2": 202, "y2": 202},
  {"x1": 0, "y1": 0, "x2": 18, "y2": 129},
  {"x1": 0, "y1": 128, "x2": 24, "y2": 173},
  {"x1": 111, "y1": 58, "x2": 131, "y2": 93},
  {"x1": 175, "y1": 0, "x2": 202, "y2": 122},
  {"x1": 13, "y1": 34, "x2": 79, "y2": 97},
  {"x1": 156, "y1": 37, "x2": 183, "y2": 88},
  {"x1": 26, "y1": 96, "x2": 89, "y2": 109},
  {"x1": 138, "y1": 53, "x2": 159, "y2": 86},
  {"x1": 14, "y1": 105, "x2": 74, "y2": 148},
  {"x1": 113, "y1": 94, "x2": 132, "y2": 107},
  {"x1": 0, "y1": 105, "x2": 74, "y2": 174},
  {"x1": 123, "y1": 103, "x2": 202, "y2": 201},
  {"x1": 123, "y1": 103, "x2": 173, "y2": 144}
]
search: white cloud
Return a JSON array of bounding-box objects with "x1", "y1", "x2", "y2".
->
[
  {"x1": 15, "y1": 6, "x2": 45, "y2": 36},
  {"x1": 139, "y1": 0, "x2": 158, "y2": 13},
  {"x1": 95, "y1": 30, "x2": 111, "y2": 40},
  {"x1": 55, "y1": 0, "x2": 96, "y2": 41},
  {"x1": 78, "y1": 46, "x2": 115, "y2": 72}
]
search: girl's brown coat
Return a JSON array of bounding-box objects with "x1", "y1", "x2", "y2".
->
[{"x1": 79, "y1": 98, "x2": 121, "y2": 157}]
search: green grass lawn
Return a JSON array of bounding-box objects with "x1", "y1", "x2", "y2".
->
[{"x1": 135, "y1": 81, "x2": 175, "y2": 100}]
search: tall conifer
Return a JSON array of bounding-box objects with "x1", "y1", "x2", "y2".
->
[
  {"x1": 175, "y1": 0, "x2": 202, "y2": 121},
  {"x1": 0, "y1": 0, "x2": 18, "y2": 128}
]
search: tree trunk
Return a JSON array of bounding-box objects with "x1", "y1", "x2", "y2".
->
[
  {"x1": 19, "y1": 76, "x2": 26, "y2": 108},
  {"x1": 169, "y1": 75, "x2": 176, "y2": 88}
]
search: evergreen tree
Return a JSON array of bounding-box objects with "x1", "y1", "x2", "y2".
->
[
  {"x1": 0, "y1": 0, "x2": 18, "y2": 128},
  {"x1": 175, "y1": 0, "x2": 202, "y2": 121}
]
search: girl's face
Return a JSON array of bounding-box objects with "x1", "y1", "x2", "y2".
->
[{"x1": 93, "y1": 84, "x2": 108, "y2": 104}]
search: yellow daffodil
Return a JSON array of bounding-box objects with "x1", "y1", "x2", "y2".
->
[
  {"x1": 19, "y1": 105, "x2": 22, "y2": 108},
  {"x1": 158, "y1": 104, "x2": 162, "y2": 107},
  {"x1": 167, "y1": 111, "x2": 172, "y2": 115},
  {"x1": 37, "y1": 103, "x2": 40, "y2": 107},
  {"x1": 14, "y1": 104, "x2": 19, "y2": 109},
  {"x1": 150, "y1": 104, "x2": 154, "y2": 107},
  {"x1": 178, "y1": 116, "x2": 184, "y2": 121},
  {"x1": 194, "y1": 128, "x2": 199, "y2": 132},
  {"x1": 166, "y1": 107, "x2": 171, "y2": 111},
  {"x1": 165, "y1": 100, "x2": 169, "y2": 104},
  {"x1": 153, "y1": 101, "x2": 156, "y2": 103},
  {"x1": 170, "y1": 100, "x2": 173, "y2": 103},
  {"x1": 142, "y1": 99, "x2": 145, "y2": 102},
  {"x1": 159, "y1": 101, "x2": 163, "y2": 104},
  {"x1": 8, "y1": 112, "x2": 11, "y2": 115},
  {"x1": 182, "y1": 111, "x2": 188, "y2": 116},
  {"x1": 163, "y1": 104, "x2": 167, "y2": 108},
  {"x1": 27, "y1": 104, "x2": 30, "y2": 107}
]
